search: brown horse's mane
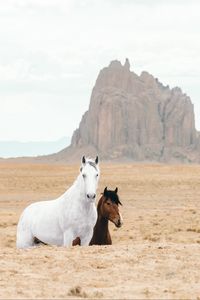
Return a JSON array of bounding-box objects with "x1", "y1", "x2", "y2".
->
[{"x1": 102, "y1": 189, "x2": 122, "y2": 206}]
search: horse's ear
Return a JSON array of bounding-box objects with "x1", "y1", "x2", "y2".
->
[
  {"x1": 115, "y1": 187, "x2": 118, "y2": 194},
  {"x1": 95, "y1": 156, "x2": 99, "y2": 165},
  {"x1": 104, "y1": 187, "x2": 108, "y2": 196},
  {"x1": 82, "y1": 156, "x2": 86, "y2": 165}
]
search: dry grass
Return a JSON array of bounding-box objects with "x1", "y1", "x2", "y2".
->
[{"x1": 0, "y1": 163, "x2": 200, "y2": 299}]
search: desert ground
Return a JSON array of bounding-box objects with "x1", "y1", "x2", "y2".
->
[{"x1": 0, "y1": 162, "x2": 200, "y2": 299}]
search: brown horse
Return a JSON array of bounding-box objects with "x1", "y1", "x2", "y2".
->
[
  {"x1": 73, "y1": 188, "x2": 123, "y2": 246},
  {"x1": 89, "y1": 187, "x2": 123, "y2": 245}
]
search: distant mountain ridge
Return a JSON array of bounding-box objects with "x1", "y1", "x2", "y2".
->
[
  {"x1": 50, "y1": 58, "x2": 200, "y2": 163},
  {"x1": 0, "y1": 137, "x2": 70, "y2": 158},
  {"x1": 4, "y1": 59, "x2": 200, "y2": 163}
]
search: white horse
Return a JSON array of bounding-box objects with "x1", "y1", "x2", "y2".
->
[{"x1": 16, "y1": 156, "x2": 100, "y2": 249}]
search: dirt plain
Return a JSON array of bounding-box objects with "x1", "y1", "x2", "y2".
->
[{"x1": 0, "y1": 162, "x2": 200, "y2": 299}]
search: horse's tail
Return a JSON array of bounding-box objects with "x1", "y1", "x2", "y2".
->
[{"x1": 33, "y1": 237, "x2": 48, "y2": 246}]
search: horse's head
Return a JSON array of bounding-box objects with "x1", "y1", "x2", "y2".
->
[
  {"x1": 80, "y1": 156, "x2": 100, "y2": 203},
  {"x1": 100, "y1": 187, "x2": 123, "y2": 228}
]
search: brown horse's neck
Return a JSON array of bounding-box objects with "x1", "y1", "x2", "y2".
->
[
  {"x1": 90, "y1": 196, "x2": 112, "y2": 245},
  {"x1": 96, "y1": 214, "x2": 109, "y2": 231}
]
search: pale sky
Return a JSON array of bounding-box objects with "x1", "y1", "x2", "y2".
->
[{"x1": 0, "y1": 0, "x2": 199, "y2": 142}]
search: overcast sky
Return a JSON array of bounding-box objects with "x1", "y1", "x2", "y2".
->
[{"x1": 0, "y1": 0, "x2": 199, "y2": 142}]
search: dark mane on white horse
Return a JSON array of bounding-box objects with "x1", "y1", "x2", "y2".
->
[
  {"x1": 87, "y1": 161, "x2": 98, "y2": 171},
  {"x1": 80, "y1": 158, "x2": 98, "y2": 172}
]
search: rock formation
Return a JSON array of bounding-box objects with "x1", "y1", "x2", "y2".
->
[{"x1": 55, "y1": 59, "x2": 200, "y2": 163}]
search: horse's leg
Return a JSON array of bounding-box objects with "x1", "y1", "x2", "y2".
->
[
  {"x1": 63, "y1": 230, "x2": 74, "y2": 247},
  {"x1": 72, "y1": 237, "x2": 81, "y2": 246},
  {"x1": 81, "y1": 230, "x2": 93, "y2": 246},
  {"x1": 16, "y1": 227, "x2": 34, "y2": 249}
]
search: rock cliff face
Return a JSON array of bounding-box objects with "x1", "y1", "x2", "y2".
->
[{"x1": 66, "y1": 59, "x2": 200, "y2": 162}]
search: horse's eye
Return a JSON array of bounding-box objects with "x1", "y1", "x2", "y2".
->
[
  {"x1": 82, "y1": 174, "x2": 86, "y2": 179},
  {"x1": 96, "y1": 174, "x2": 99, "y2": 178},
  {"x1": 107, "y1": 202, "x2": 111, "y2": 206}
]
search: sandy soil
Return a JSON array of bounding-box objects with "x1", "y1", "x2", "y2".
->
[{"x1": 0, "y1": 163, "x2": 200, "y2": 299}]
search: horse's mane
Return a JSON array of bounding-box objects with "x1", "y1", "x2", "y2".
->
[
  {"x1": 87, "y1": 160, "x2": 98, "y2": 171},
  {"x1": 100, "y1": 189, "x2": 122, "y2": 206}
]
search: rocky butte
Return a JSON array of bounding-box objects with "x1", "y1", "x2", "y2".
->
[{"x1": 51, "y1": 59, "x2": 200, "y2": 163}]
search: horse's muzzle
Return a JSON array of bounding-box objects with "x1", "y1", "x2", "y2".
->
[
  {"x1": 113, "y1": 217, "x2": 123, "y2": 228},
  {"x1": 116, "y1": 220, "x2": 123, "y2": 228},
  {"x1": 86, "y1": 194, "x2": 96, "y2": 204},
  {"x1": 87, "y1": 193, "x2": 96, "y2": 200}
]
